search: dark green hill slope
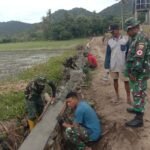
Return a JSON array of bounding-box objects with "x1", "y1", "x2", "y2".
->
[
  {"x1": 0, "y1": 2, "x2": 134, "y2": 40},
  {"x1": 51, "y1": 8, "x2": 93, "y2": 23},
  {"x1": 0, "y1": 21, "x2": 34, "y2": 36},
  {"x1": 99, "y1": 0, "x2": 134, "y2": 18}
]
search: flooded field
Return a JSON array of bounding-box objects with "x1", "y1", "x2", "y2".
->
[{"x1": 0, "y1": 49, "x2": 65, "y2": 80}]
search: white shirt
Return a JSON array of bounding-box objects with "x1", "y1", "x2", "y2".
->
[{"x1": 108, "y1": 35, "x2": 128, "y2": 72}]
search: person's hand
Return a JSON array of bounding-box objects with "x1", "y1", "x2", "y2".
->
[
  {"x1": 105, "y1": 69, "x2": 110, "y2": 74},
  {"x1": 50, "y1": 97, "x2": 56, "y2": 104},
  {"x1": 62, "y1": 122, "x2": 72, "y2": 128}
]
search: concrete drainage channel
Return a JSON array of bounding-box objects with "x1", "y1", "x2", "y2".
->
[{"x1": 19, "y1": 52, "x2": 86, "y2": 150}]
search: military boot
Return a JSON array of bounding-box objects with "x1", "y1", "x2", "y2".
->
[{"x1": 125, "y1": 112, "x2": 144, "y2": 128}]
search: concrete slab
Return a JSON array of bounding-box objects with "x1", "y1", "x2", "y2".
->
[{"x1": 19, "y1": 100, "x2": 64, "y2": 150}]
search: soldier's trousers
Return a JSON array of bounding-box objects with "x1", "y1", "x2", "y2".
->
[
  {"x1": 129, "y1": 79, "x2": 147, "y2": 113},
  {"x1": 65, "y1": 126, "x2": 90, "y2": 150}
]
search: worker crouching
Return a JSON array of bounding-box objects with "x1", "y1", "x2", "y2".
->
[{"x1": 25, "y1": 77, "x2": 56, "y2": 131}]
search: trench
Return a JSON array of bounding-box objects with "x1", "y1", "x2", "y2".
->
[{"x1": 19, "y1": 48, "x2": 86, "y2": 150}]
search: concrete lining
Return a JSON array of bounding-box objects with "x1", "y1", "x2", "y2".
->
[
  {"x1": 19, "y1": 101, "x2": 64, "y2": 150},
  {"x1": 19, "y1": 52, "x2": 85, "y2": 150}
]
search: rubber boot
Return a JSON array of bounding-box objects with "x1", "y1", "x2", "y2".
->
[
  {"x1": 28, "y1": 119, "x2": 36, "y2": 131},
  {"x1": 125, "y1": 112, "x2": 144, "y2": 128}
]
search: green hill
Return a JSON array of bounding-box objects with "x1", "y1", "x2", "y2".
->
[
  {"x1": 0, "y1": 21, "x2": 34, "y2": 37},
  {"x1": 0, "y1": 3, "x2": 134, "y2": 41},
  {"x1": 99, "y1": 0, "x2": 134, "y2": 19},
  {"x1": 51, "y1": 8, "x2": 94, "y2": 23}
]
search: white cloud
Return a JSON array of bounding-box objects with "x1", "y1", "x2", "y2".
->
[{"x1": 0, "y1": 0, "x2": 118, "y2": 23}]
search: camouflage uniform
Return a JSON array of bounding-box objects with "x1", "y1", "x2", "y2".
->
[
  {"x1": 58, "y1": 108, "x2": 90, "y2": 150},
  {"x1": 65, "y1": 126, "x2": 89, "y2": 150},
  {"x1": 126, "y1": 33, "x2": 150, "y2": 112},
  {"x1": 124, "y1": 17, "x2": 150, "y2": 127},
  {"x1": 63, "y1": 56, "x2": 78, "y2": 81},
  {"x1": 25, "y1": 77, "x2": 56, "y2": 130}
]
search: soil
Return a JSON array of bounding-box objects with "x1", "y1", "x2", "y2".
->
[{"x1": 82, "y1": 37, "x2": 150, "y2": 150}]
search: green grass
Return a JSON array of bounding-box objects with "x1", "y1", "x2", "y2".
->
[
  {"x1": 17, "y1": 51, "x2": 75, "y2": 83},
  {"x1": 0, "y1": 50, "x2": 76, "y2": 121},
  {"x1": 0, "y1": 39, "x2": 87, "y2": 51},
  {"x1": 0, "y1": 92, "x2": 25, "y2": 120}
]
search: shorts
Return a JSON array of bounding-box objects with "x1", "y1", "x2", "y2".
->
[{"x1": 110, "y1": 72, "x2": 129, "y2": 82}]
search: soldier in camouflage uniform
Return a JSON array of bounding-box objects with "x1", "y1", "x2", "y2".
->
[
  {"x1": 124, "y1": 17, "x2": 150, "y2": 127},
  {"x1": 25, "y1": 77, "x2": 56, "y2": 130}
]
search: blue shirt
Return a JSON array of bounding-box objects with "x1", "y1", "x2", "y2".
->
[{"x1": 74, "y1": 101, "x2": 101, "y2": 141}]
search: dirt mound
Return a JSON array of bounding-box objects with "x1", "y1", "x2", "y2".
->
[{"x1": 94, "y1": 122, "x2": 139, "y2": 150}]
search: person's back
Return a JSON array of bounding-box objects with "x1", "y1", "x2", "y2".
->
[
  {"x1": 74, "y1": 101, "x2": 101, "y2": 141},
  {"x1": 25, "y1": 79, "x2": 45, "y2": 130},
  {"x1": 25, "y1": 77, "x2": 56, "y2": 131}
]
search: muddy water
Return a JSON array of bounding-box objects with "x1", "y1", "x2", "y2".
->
[{"x1": 0, "y1": 49, "x2": 65, "y2": 80}]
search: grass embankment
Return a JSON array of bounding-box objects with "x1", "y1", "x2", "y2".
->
[
  {"x1": 0, "y1": 51, "x2": 75, "y2": 120},
  {"x1": 0, "y1": 39, "x2": 87, "y2": 121},
  {"x1": 0, "y1": 38, "x2": 87, "y2": 51}
]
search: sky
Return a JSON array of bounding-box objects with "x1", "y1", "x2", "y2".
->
[{"x1": 0, "y1": 0, "x2": 118, "y2": 24}]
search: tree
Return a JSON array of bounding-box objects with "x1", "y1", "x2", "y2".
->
[
  {"x1": 74, "y1": 16, "x2": 90, "y2": 37},
  {"x1": 42, "y1": 9, "x2": 52, "y2": 39}
]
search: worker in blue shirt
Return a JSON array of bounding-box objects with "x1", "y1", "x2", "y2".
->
[{"x1": 59, "y1": 91, "x2": 102, "y2": 150}]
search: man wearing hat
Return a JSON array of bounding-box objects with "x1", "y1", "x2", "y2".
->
[
  {"x1": 25, "y1": 77, "x2": 56, "y2": 130},
  {"x1": 104, "y1": 24, "x2": 131, "y2": 104},
  {"x1": 124, "y1": 17, "x2": 150, "y2": 127}
]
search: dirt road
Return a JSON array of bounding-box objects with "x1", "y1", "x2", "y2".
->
[{"x1": 83, "y1": 37, "x2": 150, "y2": 150}]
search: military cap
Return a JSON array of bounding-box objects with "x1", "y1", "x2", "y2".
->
[
  {"x1": 35, "y1": 77, "x2": 46, "y2": 86},
  {"x1": 124, "y1": 17, "x2": 140, "y2": 31}
]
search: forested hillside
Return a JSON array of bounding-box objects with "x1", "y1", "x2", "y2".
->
[
  {"x1": 51, "y1": 8, "x2": 93, "y2": 23},
  {"x1": 0, "y1": 21, "x2": 33, "y2": 36},
  {"x1": 99, "y1": 0, "x2": 133, "y2": 18},
  {"x1": 0, "y1": 1, "x2": 135, "y2": 42}
]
